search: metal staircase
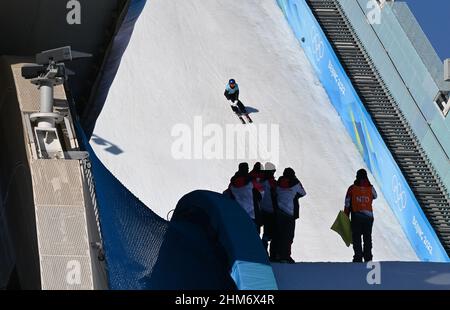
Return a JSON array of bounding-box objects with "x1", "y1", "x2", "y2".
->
[{"x1": 306, "y1": 0, "x2": 450, "y2": 255}]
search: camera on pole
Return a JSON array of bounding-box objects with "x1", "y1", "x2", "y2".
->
[
  {"x1": 22, "y1": 46, "x2": 91, "y2": 128},
  {"x1": 21, "y1": 46, "x2": 91, "y2": 158}
]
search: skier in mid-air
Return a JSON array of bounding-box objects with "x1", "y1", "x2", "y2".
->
[{"x1": 224, "y1": 79, "x2": 252, "y2": 123}]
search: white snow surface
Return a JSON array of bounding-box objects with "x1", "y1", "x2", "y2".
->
[{"x1": 91, "y1": 0, "x2": 417, "y2": 262}]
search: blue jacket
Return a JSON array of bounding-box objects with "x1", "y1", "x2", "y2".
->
[{"x1": 225, "y1": 83, "x2": 239, "y2": 95}]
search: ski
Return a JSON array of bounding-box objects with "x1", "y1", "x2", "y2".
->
[
  {"x1": 244, "y1": 114, "x2": 253, "y2": 123},
  {"x1": 236, "y1": 113, "x2": 246, "y2": 124}
]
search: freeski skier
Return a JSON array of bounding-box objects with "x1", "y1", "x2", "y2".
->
[{"x1": 224, "y1": 79, "x2": 252, "y2": 123}]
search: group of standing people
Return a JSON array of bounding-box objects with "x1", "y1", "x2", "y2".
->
[
  {"x1": 222, "y1": 79, "x2": 377, "y2": 263},
  {"x1": 224, "y1": 163, "x2": 377, "y2": 263},
  {"x1": 224, "y1": 162, "x2": 306, "y2": 263}
]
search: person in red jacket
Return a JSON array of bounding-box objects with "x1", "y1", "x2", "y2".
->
[
  {"x1": 344, "y1": 169, "x2": 378, "y2": 262},
  {"x1": 225, "y1": 162, "x2": 262, "y2": 231}
]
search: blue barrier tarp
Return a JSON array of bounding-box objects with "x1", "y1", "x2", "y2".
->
[{"x1": 74, "y1": 117, "x2": 277, "y2": 289}]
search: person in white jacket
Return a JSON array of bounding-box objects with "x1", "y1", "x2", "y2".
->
[
  {"x1": 272, "y1": 168, "x2": 306, "y2": 263},
  {"x1": 225, "y1": 163, "x2": 262, "y2": 230}
]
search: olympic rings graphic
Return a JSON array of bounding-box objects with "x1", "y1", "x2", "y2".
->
[
  {"x1": 310, "y1": 28, "x2": 325, "y2": 63},
  {"x1": 392, "y1": 174, "x2": 407, "y2": 211}
]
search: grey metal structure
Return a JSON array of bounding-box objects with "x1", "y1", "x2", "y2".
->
[
  {"x1": 305, "y1": 0, "x2": 450, "y2": 255},
  {"x1": 0, "y1": 56, "x2": 107, "y2": 289},
  {"x1": 0, "y1": 0, "x2": 142, "y2": 289}
]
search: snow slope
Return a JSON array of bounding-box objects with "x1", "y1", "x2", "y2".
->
[{"x1": 91, "y1": 0, "x2": 417, "y2": 262}]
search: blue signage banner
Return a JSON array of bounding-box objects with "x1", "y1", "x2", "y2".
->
[{"x1": 277, "y1": 0, "x2": 449, "y2": 261}]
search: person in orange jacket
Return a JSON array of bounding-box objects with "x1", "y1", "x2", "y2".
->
[{"x1": 344, "y1": 169, "x2": 378, "y2": 262}]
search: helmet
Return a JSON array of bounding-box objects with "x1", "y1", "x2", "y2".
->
[
  {"x1": 264, "y1": 162, "x2": 276, "y2": 171},
  {"x1": 229, "y1": 79, "x2": 236, "y2": 85}
]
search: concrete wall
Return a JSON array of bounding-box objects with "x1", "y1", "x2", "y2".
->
[
  {"x1": 273, "y1": 262, "x2": 450, "y2": 290},
  {"x1": 0, "y1": 56, "x2": 108, "y2": 289},
  {"x1": 0, "y1": 57, "x2": 41, "y2": 289}
]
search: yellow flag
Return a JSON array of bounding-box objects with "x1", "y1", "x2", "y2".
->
[{"x1": 331, "y1": 211, "x2": 352, "y2": 247}]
